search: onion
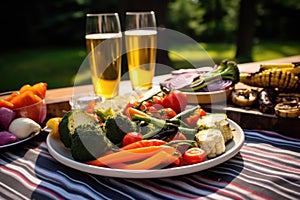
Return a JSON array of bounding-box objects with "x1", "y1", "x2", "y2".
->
[
  {"x1": 160, "y1": 73, "x2": 200, "y2": 90},
  {"x1": 202, "y1": 80, "x2": 232, "y2": 92}
]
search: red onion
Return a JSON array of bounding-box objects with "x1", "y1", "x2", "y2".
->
[
  {"x1": 160, "y1": 73, "x2": 200, "y2": 90},
  {"x1": 201, "y1": 80, "x2": 233, "y2": 92}
]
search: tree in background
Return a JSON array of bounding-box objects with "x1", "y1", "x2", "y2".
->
[{"x1": 235, "y1": 0, "x2": 258, "y2": 62}]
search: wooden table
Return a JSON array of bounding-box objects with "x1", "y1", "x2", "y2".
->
[{"x1": 45, "y1": 55, "x2": 300, "y2": 137}]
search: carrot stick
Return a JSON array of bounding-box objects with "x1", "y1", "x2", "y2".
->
[
  {"x1": 85, "y1": 145, "x2": 176, "y2": 167},
  {"x1": 127, "y1": 107, "x2": 148, "y2": 118},
  {"x1": 111, "y1": 150, "x2": 179, "y2": 170},
  {"x1": 121, "y1": 139, "x2": 167, "y2": 150}
]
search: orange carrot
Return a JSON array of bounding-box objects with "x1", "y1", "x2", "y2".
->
[
  {"x1": 121, "y1": 139, "x2": 167, "y2": 150},
  {"x1": 85, "y1": 145, "x2": 176, "y2": 167},
  {"x1": 5, "y1": 91, "x2": 20, "y2": 102},
  {"x1": 111, "y1": 150, "x2": 179, "y2": 170},
  {"x1": 0, "y1": 99, "x2": 14, "y2": 109},
  {"x1": 127, "y1": 107, "x2": 148, "y2": 119}
]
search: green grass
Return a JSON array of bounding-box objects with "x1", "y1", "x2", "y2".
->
[
  {"x1": 1, "y1": 40, "x2": 300, "y2": 92},
  {"x1": 0, "y1": 47, "x2": 87, "y2": 92}
]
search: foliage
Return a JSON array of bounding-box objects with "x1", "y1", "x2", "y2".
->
[{"x1": 1, "y1": 40, "x2": 300, "y2": 92}]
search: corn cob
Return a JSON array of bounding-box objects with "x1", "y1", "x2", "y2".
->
[
  {"x1": 260, "y1": 63, "x2": 295, "y2": 71},
  {"x1": 260, "y1": 63, "x2": 300, "y2": 75},
  {"x1": 239, "y1": 69, "x2": 300, "y2": 91}
]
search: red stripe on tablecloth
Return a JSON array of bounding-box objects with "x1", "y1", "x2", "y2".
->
[
  {"x1": 241, "y1": 154, "x2": 300, "y2": 173},
  {"x1": 0, "y1": 165, "x2": 64, "y2": 200},
  {"x1": 183, "y1": 176, "x2": 272, "y2": 200},
  {"x1": 243, "y1": 146, "x2": 300, "y2": 162}
]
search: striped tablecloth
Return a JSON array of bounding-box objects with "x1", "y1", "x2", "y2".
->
[{"x1": 1, "y1": 129, "x2": 299, "y2": 200}]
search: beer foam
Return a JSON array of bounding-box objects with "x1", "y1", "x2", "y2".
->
[
  {"x1": 125, "y1": 30, "x2": 157, "y2": 36},
  {"x1": 85, "y1": 33, "x2": 122, "y2": 39}
]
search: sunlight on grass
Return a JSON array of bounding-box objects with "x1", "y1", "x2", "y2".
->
[{"x1": 1, "y1": 40, "x2": 299, "y2": 92}]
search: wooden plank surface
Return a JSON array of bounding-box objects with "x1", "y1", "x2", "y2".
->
[{"x1": 43, "y1": 55, "x2": 300, "y2": 137}]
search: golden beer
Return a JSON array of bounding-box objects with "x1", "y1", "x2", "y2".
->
[
  {"x1": 86, "y1": 33, "x2": 122, "y2": 99},
  {"x1": 125, "y1": 30, "x2": 157, "y2": 90}
]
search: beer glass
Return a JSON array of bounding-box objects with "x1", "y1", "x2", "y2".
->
[
  {"x1": 125, "y1": 11, "x2": 157, "y2": 91},
  {"x1": 85, "y1": 13, "x2": 122, "y2": 99}
]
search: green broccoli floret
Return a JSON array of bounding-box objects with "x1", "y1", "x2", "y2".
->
[
  {"x1": 200, "y1": 59, "x2": 240, "y2": 85},
  {"x1": 216, "y1": 59, "x2": 240, "y2": 84},
  {"x1": 104, "y1": 112, "x2": 137, "y2": 144},
  {"x1": 71, "y1": 123, "x2": 115, "y2": 162},
  {"x1": 95, "y1": 107, "x2": 114, "y2": 123}
]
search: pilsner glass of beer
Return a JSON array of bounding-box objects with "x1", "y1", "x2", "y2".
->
[
  {"x1": 85, "y1": 13, "x2": 122, "y2": 99},
  {"x1": 125, "y1": 11, "x2": 157, "y2": 91}
]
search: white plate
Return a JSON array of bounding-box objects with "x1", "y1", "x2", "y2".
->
[
  {"x1": 46, "y1": 119, "x2": 244, "y2": 178},
  {"x1": 0, "y1": 131, "x2": 40, "y2": 149}
]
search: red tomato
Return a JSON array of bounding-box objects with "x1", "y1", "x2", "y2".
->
[
  {"x1": 162, "y1": 90, "x2": 187, "y2": 114},
  {"x1": 152, "y1": 96, "x2": 163, "y2": 105},
  {"x1": 123, "y1": 101, "x2": 139, "y2": 118},
  {"x1": 148, "y1": 107, "x2": 177, "y2": 119},
  {"x1": 183, "y1": 108, "x2": 206, "y2": 127},
  {"x1": 183, "y1": 147, "x2": 206, "y2": 165},
  {"x1": 122, "y1": 132, "x2": 143, "y2": 147},
  {"x1": 85, "y1": 101, "x2": 96, "y2": 114},
  {"x1": 159, "y1": 108, "x2": 177, "y2": 119}
]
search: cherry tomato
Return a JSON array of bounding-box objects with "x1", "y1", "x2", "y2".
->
[
  {"x1": 159, "y1": 108, "x2": 177, "y2": 119},
  {"x1": 85, "y1": 101, "x2": 97, "y2": 114},
  {"x1": 152, "y1": 96, "x2": 163, "y2": 106},
  {"x1": 183, "y1": 147, "x2": 206, "y2": 165},
  {"x1": 122, "y1": 132, "x2": 143, "y2": 147},
  {"x1": 123, "y1": 101, "x2": 139, "y2": 118},
  {"x1": 183, "y1": 108, "x2": 206, "y2": 128},
  {"x1": 162, "y1": 90, "x2": 187, "y2": 114}
]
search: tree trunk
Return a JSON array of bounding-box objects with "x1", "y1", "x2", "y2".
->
[{"x1": 235, "y1": 0, "x2": 258, "y2": 62}]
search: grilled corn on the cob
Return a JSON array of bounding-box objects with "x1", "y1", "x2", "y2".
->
[
  {"x1": 240, "y1": 69, "x2": 300, "y2": 90},
  {"x1": 259, "y1": 63, "x2": 300, "y2": 75},
  {"x1": 195, "y1": 128, "x2": 226, "y2": 158}
]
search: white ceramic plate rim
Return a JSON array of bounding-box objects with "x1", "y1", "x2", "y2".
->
[{"x1": 47, "y1": 119, "x2": 244, "y2": 179}]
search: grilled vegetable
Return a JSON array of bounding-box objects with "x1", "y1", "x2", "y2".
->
[
  {"x1": 274, "y1": 100, "x2": 300, "y2": 118},
  {"x1": 58, "y1": 110, "x2": 96, "y2": 148},
  {"x1": 259, "y1": 63, "x2": 300, "y2": 75},
  {"x1": 258, "y1": 88, "x2": 277, "y2": 114},
  {"x1": 71, "y1": 123, "x2": 115, "y2": 162},
  {"x1": 240, "y1": 69, "x2": 300, "y2": 91},
  {"x1": 196, "y1": 113, "x2": 233, "y2": 143},
  {"x1": 260, "y1": 63, "x2": 295, "y2": 70},
  {"x1": 195, "y1": 128, "x2": 225, "y2": 158},
  {"x1": 104, "y1": 112, "x2": 138, "y2": 144},
  {"x1": 231, "y1": 89, "x2": 258, "y2": 107}
]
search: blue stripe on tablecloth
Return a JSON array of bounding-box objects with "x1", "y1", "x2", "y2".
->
[{"x1": 1, "y1": 130, "x2": 300, "y2": 200}]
